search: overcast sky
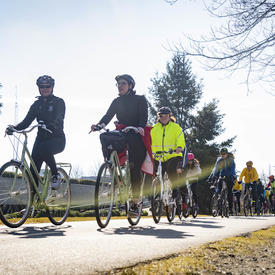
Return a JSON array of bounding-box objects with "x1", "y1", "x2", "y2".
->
[{"x1": 0, "y1": 0, "x2": 274, "y2": 180}]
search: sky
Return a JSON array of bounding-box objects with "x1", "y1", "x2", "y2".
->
[{"x1": 0, "y1": 0, "x2": 274, "y2": 180}]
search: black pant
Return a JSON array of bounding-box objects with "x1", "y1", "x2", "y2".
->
[
  {"x1": 154, "y1": 156, "x2": 182, "y2": 198},
  {"x1": 31, "y1": 136, "x2": 66, "y2": 184},
  {"x1": 125, "y1": 132, "x2": 146, "y2": 198}
]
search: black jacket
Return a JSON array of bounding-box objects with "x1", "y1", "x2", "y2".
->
[
  {"x1": 99, "y1": 90, "x2": 148, "y2": 128},
  {"x1": 15, "y1": 95, "x2": 65, "y2": 141}
]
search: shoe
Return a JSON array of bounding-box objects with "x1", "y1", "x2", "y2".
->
[
  {"x1": 128, "y1": 202, "x2": 139, "y2": 215},
  {"x1": 51, "y1": 173, "x2": 61, "y2": 190}
]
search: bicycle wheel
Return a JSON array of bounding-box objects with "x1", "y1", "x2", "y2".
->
[
  {"x1": 0, "y1": 161, "x2": 33, "y2": 228},
  {"x1": 151, "y1": 177, "x2": 162, "y2": 224},
  {"x1": 191, "y1": 199, "x2": 198, "y2": 218},
  {"x1": 47, "y1": 167, "x2": 71, "y2": 225},
  {"x1": 243, "y1": 195, "x2": 249, "y2": 216},
  {"x1": 176, "y1": 191, "x2": 183, "y2": 220},
  {"x1": 232, "y1": 196, "x2": 238, "y2": 216},
  {"x1": 210, "y1": 193, "x2": 219, "y2": 217},
  {"x1": 95, "y1": 163, "x2": 114, "y2": 228},
  {"x1": 166, "y1": 199, "x2": 176, "y2": 223},
  {"x1": 127, "y1": 200, "x2": 143, "y2": 226}
]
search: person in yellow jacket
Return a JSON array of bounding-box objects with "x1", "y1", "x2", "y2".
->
[
  {"x1": 151, "y1": 106, "x2": 186, "y2": 196},
  {"x1": 239, "y1": 160, "x2": 259, "y2": 203}
]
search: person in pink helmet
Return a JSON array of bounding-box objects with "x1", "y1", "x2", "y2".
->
[{"x1": 182, "y1": 153, "x2": 201, "y2": 209}]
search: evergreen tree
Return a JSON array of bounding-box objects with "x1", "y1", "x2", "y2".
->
[{"x1": 148, "y1": 54, "x2": 235, "y2": 170}]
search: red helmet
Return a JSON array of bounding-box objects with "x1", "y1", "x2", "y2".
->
[
  {"x1": 188, "y1": 153, "x2": 195, "y2": 160},
  {"x1": 268, "y1": 175, "x2": 274, "y2": 180}
]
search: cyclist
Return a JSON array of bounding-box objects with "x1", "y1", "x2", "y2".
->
[
  {"x1": 183, "y1": 153, "x2": 201, "y2": 210},
  {"x1": 232, "y1": 177, "x2": 242, "y2": 214},
  {"x1": 90, "y1": 74, "x2": 148, "y2": 208},
  {"x1": 267, "y1": 175, "x2": 275, "y2": 212},
  {"x1": 255, "y1": 178, "x2": 265, "y2": 214},
  {"x1": 150, "y1": 106, "x2": 186, "y2": 198},
  {"x1": 239, "y1": 161, "x2": 259, "y2": 208},
  {"x1": 5, "y1": 75, "x2": 66, "y2": 190},
  {"x1": 208, "y1": 148, "x2": 236, "y2": 214}
]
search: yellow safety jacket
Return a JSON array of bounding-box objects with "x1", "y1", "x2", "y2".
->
[
  {"x1": 233, "y1": 179, "x2": 242, "y2": 191},
  {"x1": 151, "y1": 121, "x2": 185, "y2": 162},
  {"x1": 239, "y1": 167, "x2": 258, "y2": 183}
]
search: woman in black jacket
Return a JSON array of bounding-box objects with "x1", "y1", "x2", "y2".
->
[
  {"x1": 91, "y1": 74, "x2": 148, "y2": 206},
  {"x1": 6, "y1": 75, "x2": 66, "y2": 190}
]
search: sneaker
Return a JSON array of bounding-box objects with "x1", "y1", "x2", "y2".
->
[{"x1": 51, "y1": 173, "x2": 61, "y2": 190}]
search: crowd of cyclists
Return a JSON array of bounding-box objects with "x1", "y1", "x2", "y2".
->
[{"x1": 5, "y1": 73, "x2": 275, "y2": 217}]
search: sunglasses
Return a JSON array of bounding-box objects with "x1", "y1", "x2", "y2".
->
[
  {"x1": 39, "y1": 85, "x2": 52, "y2": 89},
  {"x1": 116, "y1": 81, "x2": 128, "y2": 87},
  {"x1": 159, "y1": 114, "x2": 170, "y2": 118},
  {"x1": 221, "y1": 153, "x2": 227, "y2": 155}
]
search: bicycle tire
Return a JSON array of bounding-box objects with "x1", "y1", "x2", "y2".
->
[
  {"x1": 182, "y1": 195, "x2": 190, "y2": 218},
  {"x1": 166, "y1": 201, "x2": 176, "y2": 223},
  {"x1": 176, "y1": 192, "x2": 183, "y2": 220},
  {"x1": 151, "y1": 177, "x2": 162, "y2": 224},
  {"x1": 127, "y1": 200, "x2": 143, "y2": 226},
  {"x1": 47, "y1": 167, "x2": 71, "y2": 225},
  {"x1": 0, "y1": 161, "x2": 33, "y2": 228},
  {"x1": 95, "y1": 163, "x2": 114, "y2": 228},
  {"x1": 210, "y1": 193, "x2": 219, "y2": 217},
  {"x1": 191, "y1": 200, "x2": 198, "y2": 218}
]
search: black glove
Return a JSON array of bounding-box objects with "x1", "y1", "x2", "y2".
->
[
  {"x1": 5, "y1": 125, "x2": 15, "y2": 135},
  {"x1": 238, "y1": 181, "x2": 242, "y2": 185}
]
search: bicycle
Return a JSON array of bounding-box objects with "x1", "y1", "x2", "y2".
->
[
  {"x1": 243, "y1": 183, "x2": 253, "y2": 216},
  {"x1": 0, "y1": 122, "x2": 71, "y2": 228},
  {"x1": 151, "y1": 150, "x2": 176, "y2": 224},
  {"x1": 182, "y1": 178, "x2": 198, "y2": 218},
  {"x1": 93, "y1": 126, "x2": 145, "y2": 228},
  {"x1": 232, "y1": 190, "x2": 240, "y2": 216},
  {"x1": 209, "y1": 176, "x2": 229, "y2": 218}
]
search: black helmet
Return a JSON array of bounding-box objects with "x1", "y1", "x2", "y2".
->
[
  {"x1": 115, "y1": 74, "x2": 135, "y2": 89},
  {"x1": 220, "y1": 148, "x2": 228, "y2": 154},
  {"x1": 158, "y1": 106, "x2": 172, "y2": 115},
  {"x1": 36, "y1": 75, "x2": 55, "y2": 87}
]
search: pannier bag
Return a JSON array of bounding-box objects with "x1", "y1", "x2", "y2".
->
[{"x1": 100, "y1": 131, "x2": 127, "y2": 160}]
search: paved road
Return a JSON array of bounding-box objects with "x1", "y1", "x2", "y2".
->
[{"x1": 1, "y1": 216, "x2": 275, "y2": 274}]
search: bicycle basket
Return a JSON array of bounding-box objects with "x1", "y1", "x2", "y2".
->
[{"x1": 100, "y1": 131, "x2": 127, "y2": 159}]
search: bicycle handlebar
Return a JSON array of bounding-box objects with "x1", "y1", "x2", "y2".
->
[
  {"x1": 90, "y1": 125, "x2": 140, "y2": 134},
  {"x1": 6, "y1": 121, "x2": 52, "y2": 136}
]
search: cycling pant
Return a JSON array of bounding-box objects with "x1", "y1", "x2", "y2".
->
[{"x1": 31, "y1": 136, "x2": 66, "y2": 185}]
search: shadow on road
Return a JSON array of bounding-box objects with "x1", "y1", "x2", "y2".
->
[
  {"x1": 172, "y1": 218, "x2": 224, "y2": 229},
  {"x1": 0, "y1": 225, "x2": 71, "y2": 239},
  {"x1": 98, "y1": 225, "x2": 194, "y2": 239}
]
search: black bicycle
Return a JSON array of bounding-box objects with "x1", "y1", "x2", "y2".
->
[
  {"x1": 243, "y1": 183, "x2": 253, "y2": 216},
  {"x1": 232, "y1": 190, "x2": 240, "y2": 216},
  {"x1": 210, "y1": 176, "x2": 229, "y2": 218}
]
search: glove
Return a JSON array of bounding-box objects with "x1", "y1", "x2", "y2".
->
[
  {"x1": 5, "y1": 125, "x2": 15, "y2": 135},
  {"x1": 238, "y1": 181, "x2": 242, "y2": 185},
  {"x1": 137, "y1": 127, "x2": 144, "y2": 136}
]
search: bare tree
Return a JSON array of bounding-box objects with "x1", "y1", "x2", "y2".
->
[{"x1": 171, "y1": 0, "x2": 275, "y2": 94}]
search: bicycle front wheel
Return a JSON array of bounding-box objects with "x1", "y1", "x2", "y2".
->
[
  {"x1": 47, "y1": 167, "x2": 71, "y2": 225},
  {"x1": 0, "y1": 161, "x2": 33, "y2": 228},
  {"x1": 210, "y1": 193, "x2": 219, "y2": 217},
  {"x1": 151, "y1": 177, "x2": 162, "y2": 224},
  {"x1": 95, "y1": 163, "x2": 114, "y2": 228}
]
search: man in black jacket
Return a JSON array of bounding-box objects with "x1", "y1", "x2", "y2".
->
[
  {"x1": 91, "y1": 74, "x2": 148, "y2": 205},
  {"x1": 6, "y1": 75, "x2": 66, "y2": 190}
]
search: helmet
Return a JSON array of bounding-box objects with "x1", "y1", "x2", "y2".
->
[
  {"x1": 220, "y1": 148, "x2": 228, "y2": 154},
  {"x1": 158, "y1": 106, "x2": 172, "y2": 115},
  {"x1": 36, "y1": 75, "x2": 55, "y2": 87},
  {"x1": 268, "y1": 175, "x2": 274, "y2": 180},
  {"x1": 246, "y1": 161, "x2": 253, "y2": 166},
  {"x1": 115, "y1": 74, "x2": 135, "y2": 89},
  {"x1": 188, "y1": 153, "x2": 195, "y2": 160}
]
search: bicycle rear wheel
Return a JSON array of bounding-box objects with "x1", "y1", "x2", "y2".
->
[
  {"x1": 191, "y1": 200, "x2": 198, "y2": 218},
  {"x1": 151, "y1": 177, "x2": 162, "y2": 224},
  {"x1": 47, "y1": 167, "x2": 71, "y2": 225},
  {"x1": 127, "y1": 200, "x2": 143, "y2": 226},
  {"x1": 182, "y1": 196, "x2": 190, "y2": 218},
  {"x1": 0, "y1": 161, "x2": 33, "y2": 228},
  {"x1": 166, "y1": 199, "x2": 176, "y2": 223},
  {"x1": 95, "y1": 163, "x2": 114, "y2": 228}
]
